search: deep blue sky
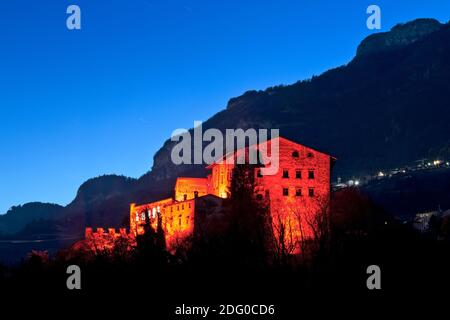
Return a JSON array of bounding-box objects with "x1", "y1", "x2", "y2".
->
[{"x1": 0, "y1": 0, "x2": 449, "y2": 214}]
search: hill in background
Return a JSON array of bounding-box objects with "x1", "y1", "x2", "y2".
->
[{"x1": 2, "y1": 19, "x2": 450, "y2": 251}]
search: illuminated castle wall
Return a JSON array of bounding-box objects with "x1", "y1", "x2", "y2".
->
[{"x1": 85, "y1": 137, "x2": 335, "y2": 253}]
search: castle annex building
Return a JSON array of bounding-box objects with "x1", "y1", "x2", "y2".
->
[{"x1": 85, "y1": 137, "x2": 335, "y2": 253}]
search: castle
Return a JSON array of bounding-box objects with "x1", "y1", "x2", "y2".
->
[{"x1": 84, "y1": 136, "x2": 335, "y2": 254}]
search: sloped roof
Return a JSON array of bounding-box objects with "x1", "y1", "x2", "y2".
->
[{"x1": 206, "y1": 136, "x2": 336, "y2": 169}]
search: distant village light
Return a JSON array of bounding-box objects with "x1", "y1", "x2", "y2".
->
[{"x1": 378, "y1": 171, "x2": 385, "y2": 177}]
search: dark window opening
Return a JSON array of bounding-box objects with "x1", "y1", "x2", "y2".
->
[
  {"x1": 282, "y1": 170, "x2": 289, "y2": 178},
  {"x1": 308, "y1": 188, "x2": 315, "y2": 197},
  {"x1": 307, "y1": 152, "x2": 314, "y2": 158},
  {"x1": 296, "y1": 170, "x2": 302, "y2": 179},
  {"x1": 283, "y1": 188, "x2": 289, "y2": 196},
  {"x1": 308, "y1": 170, "x2": 315, "y2": 179},
  {"x1": 292, "y1": 151, "x2": 299, "y2": 158},
  {"x1": 296, "y1": 188, "x2": 302, "y2": 197}
]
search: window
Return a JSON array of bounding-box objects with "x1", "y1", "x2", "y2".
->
[
  {"x1": 283, "y1": 188, "x2": 289, "y2": 196},
  {"x1": 177, "y1": 205, "x2": 180, "y2": 211},
  {"x1": 308, "y1": 188, "x2": 315, "y2": 197},
  {"x1": 170, "y1": 207, "x2": 173, "y2": 212},
  {"x1": 296, "y1": 170, "x2": 302, "y2": 179},
  {"x1": 183, "y1": 194, "x2": 187, "y2": 201},
  {"x1": 257, "y1": 169, "x2": 263, "y2": 178},
  {"x1": 194, "y1": 191, "x2": 198, "y2": 198},
  {"x1": 178, "y1": 215, "x2": 182, "y2": 227},
  {"x1": 135, "y1": 213, "x2": 139, "y2": 222},
  {"x1": 182, "y1": 204, "x2": 184, "y2": 210},
  {"x1": 307, "y1": 152, "x2": 314, "y2": 158},
  {"x1": 188, "y1": 203, "x2": 191, "y2": 208},
  {"x1": 308, "y1": 170, "x2": 315, "y2": 179},
  {"x1": 292, "y1": 151, "x2": 299, "y2": 158},
  {"x1": 186, "y1": 216, "x2": 190, "y2": 224},
  {"x1": 282, "y1": 169, "x2": 289, "y2": 178},
  {"x1": 296, "y1": 188, "x2": 302, "y2": 197}
]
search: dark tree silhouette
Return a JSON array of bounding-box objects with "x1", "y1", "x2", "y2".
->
[
  {"x1": 227, "y1": 162, "x2": 270, "y2": 267},
  {"x1": 134, "y1": 209, "x2": 167, "y2": 269}
]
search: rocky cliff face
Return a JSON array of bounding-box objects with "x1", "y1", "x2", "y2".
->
[
  {"x1": 149, "y1": 19, "x2": 450, "y2": 182},
  {"x1": 356, "y1": 19, "x2": 443, "y2": 57}
]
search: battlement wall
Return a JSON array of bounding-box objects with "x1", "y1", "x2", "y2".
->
[{"x1": 85, "y1": 227, "x2": 129, "y2": 239}]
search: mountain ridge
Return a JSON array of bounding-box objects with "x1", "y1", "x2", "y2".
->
[
  {"x1": 356, "y1": 18, "x2": 444, "y2": 57},
  {"x1": 2, "y1": 18, "x2": 450, "y2": 242}
]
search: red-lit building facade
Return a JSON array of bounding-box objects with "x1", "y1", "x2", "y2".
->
[{"x1": 85, "y1": 137, "x2": 335, "y2": 254}]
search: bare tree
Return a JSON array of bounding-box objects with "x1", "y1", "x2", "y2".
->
[{"x1": 268, "y1": 199, "x2": 298, "y2": 266}]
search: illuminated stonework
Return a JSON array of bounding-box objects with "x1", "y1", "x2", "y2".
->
[
  {"x1": 174, "y1": 177, "x2": 209, "y2": 201},
  {"x1": 86, "y1": 136, "x2": 335, "y2": 254}
]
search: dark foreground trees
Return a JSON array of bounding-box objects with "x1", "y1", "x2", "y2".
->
[
  {"x1": 183, "y1": 163, "x2": 271, "y2": 270},
  {"x1": 2, "y1": 187, "x2": 450, "y2": 296}
]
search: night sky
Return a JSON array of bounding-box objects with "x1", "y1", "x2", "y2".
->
[{"x1": 0, "y1": 0, "x2": 449, "y2": 214}]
